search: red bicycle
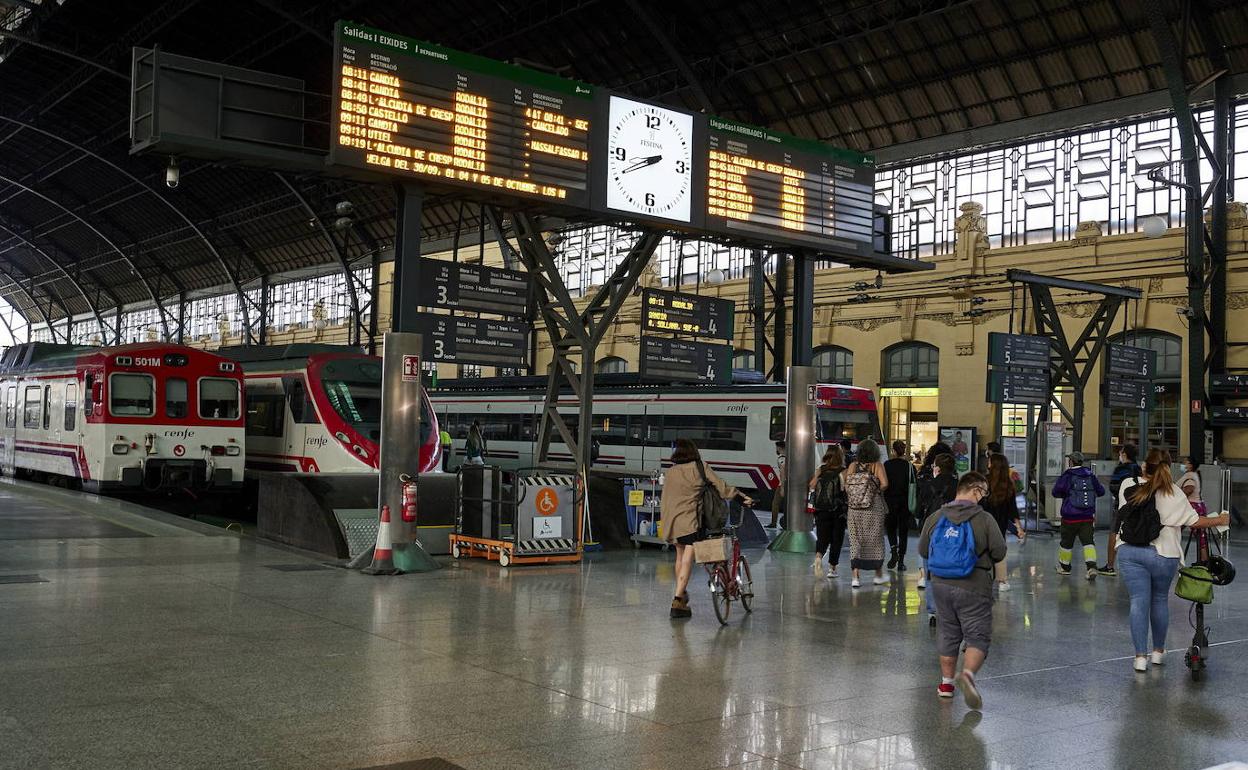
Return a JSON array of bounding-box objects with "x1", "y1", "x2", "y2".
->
[{"x1": 703, "y1": 508, "x2": 754, "y2": 625}]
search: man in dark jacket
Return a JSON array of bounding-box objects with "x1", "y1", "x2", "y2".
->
[
  {"x1": 1098, "y1": 444, "x2": 1141, "y2": 577},
  {"x1": 1051, "y1": 452, "x2": 1105, "y2": 580},
  {"x1": 918, "y1": 471, "x2": 1007, "y2": 710}
]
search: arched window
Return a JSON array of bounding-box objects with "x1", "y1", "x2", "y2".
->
[
  {"x1": 1105, "y1": 331, "x2": 1181, "y2": 455},
  {"x1": 882, "y1": 342, "x2": 939, "y2": 384},
  {"x1": 596, "y1": 356, "x2": 628, "y2": 374},
  {"x1": 732, "y1": 349, "x2": 756, "y2": 370},
  {"x1": 812, "y1": 345, "x2": 853, "y2": 384}
]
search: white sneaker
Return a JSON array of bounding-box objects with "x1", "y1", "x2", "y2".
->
[
  {"x1": 828, "y1": 565, "x2": 839, "y2": 578},
  {"x1": 1133, "y1": 656, "x2": 1148, "y2": 672},
  {"x1": 1150, "y1": 650, "x2": 1165, "y2": 666},
  {"x1": 998, "y1": 581, "x2": 1011, "y2": 592},
  {"x1": 813, "y1": 559, "x2": 824, "y2": 577},
  {"x1": 917, "y1": 574, "x2": 926, "y2": 589},
  {"x1": 851, "y1": 578, "x2": 861, "y2": 588},
  {"x1": 873, "y1": 575, "x2": 888, "y2": 585}
]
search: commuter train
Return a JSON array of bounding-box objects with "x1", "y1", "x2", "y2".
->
[
  {"x1": 430, "y1": 375, "x2": 883, "y2": 499},
  {"x1": 219, "y1": 344, "x2": 440, "y2": 475},
  {"x1": 0, "y1": 342, "x2": 246, "y2": 493}
]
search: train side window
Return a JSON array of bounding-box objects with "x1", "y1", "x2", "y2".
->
[
  {"x1": 199, "y1": 378, "x2": 240, "y2": 420},
  {"x1": 166, "y1": 378, "x2": 188, "y2": 419},
  {"x1": 5, "y1": 387, "x2": 15, "y2": 428},
  {"x1": 110, "y1": 374, "x2": 155, "y2": 416},
  {"x1": 769, "y1": 407, "x2": 786, "y2": 442},
  {"x1": 644, "y1": 415, "x2": 666, "y2": 447},
  {"x1": 286, "y1": 380, "x2": 318, "y2": 424},
  {"x1": 23, "y1": 385, "x2": 41, "y2": 428},
  {"x1": 64, "y1": 383, "x2": 77, "y2": 431},
  {"x1": 41, "y1": 386, "x2": 51, "y2": 430},
  {"x1": 245, "y1": 394, "x2": 285, "y2": 437},
  {"x1": 594, "y1": 414, "x2": 628, "y2": 446}
]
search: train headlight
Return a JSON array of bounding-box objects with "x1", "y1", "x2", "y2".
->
[
  {"x1": 225, "y1": 446, "x2": 241, "y2": 456},
  {"x1": 111, "y1": 443, "x2": 130, "y2": 455}
]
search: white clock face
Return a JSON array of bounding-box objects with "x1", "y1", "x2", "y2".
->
[{"x1": 605, "y1": 96, "x2": 694, "y2": 223}]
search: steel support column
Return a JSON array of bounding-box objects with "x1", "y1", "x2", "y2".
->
[
  {"x1": 791, "y1": 251, "x2": 814, "y2": 367},
  {"x1": 391, "y1": 183, "x2": 423, "y2": 334},
  {"x1": 773, "y1": 253, "x2": 788, "y2": 382}
]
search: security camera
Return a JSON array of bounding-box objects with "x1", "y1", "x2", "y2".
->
[{"x1": 165, "y1": 157, "x2": 179, "y2": 189}]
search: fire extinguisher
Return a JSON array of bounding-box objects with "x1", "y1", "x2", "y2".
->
[{"x1": 399, "y1": 473, "x2": 417, "y2": 523}]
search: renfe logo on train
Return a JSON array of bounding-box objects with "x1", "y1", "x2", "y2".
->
[{"x1": 401, "y1": 354, "x2": 421, "y2": 382}]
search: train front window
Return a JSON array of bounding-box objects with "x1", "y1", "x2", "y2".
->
[
  {"x1": 816, "y1": 409, "x2": 879, "y2": 443},
  {"x1": 110, "y1": 374, "x2": 155, "y2": 417},
  {"x1": 321, "y1": 360, "x2": 382, "y2": 441},
  {"x1": 166, "y1": 378, "x2": 188, "y2": 419},
  {"x1": 199, "y1": 378, "x2": 240, "y2": 420}
]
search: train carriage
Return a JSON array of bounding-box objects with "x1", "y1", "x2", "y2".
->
[
  {"x1": 0, "y1": 342, "x2": 245, "y2": 493},
  {"x1": 219, "y1": 344, "x2": 440, "y2": 476}
]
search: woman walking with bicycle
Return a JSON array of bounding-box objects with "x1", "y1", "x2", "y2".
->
[{"x1": 662, "y1": 438, "x2": 754, "y2": 619}]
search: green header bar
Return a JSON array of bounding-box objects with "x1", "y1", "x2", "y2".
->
[
  {"x1": 707, "y1": 115, "x2": 874, "y2": 167},
  {"x1": 336, "y1": 21, "x2": 595, "y2": 100}
]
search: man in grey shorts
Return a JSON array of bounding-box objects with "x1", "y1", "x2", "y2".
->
[{"x1": 917, "y1": 471, "x2": 1007, "y2": 709}]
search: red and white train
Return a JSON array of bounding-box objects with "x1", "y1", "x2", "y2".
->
[
  {"x1": 219, "y1": 344, "x2": 440, "y2": 476},
  {"x1": 0, "y1": 342, "x2": 246, "y2": 493}
]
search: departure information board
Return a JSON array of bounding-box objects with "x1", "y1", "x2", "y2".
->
[
  {"x1": 639, "y1": 336, "x2": 731, "y2": 384},
  {"x1": 987, "y1": 333, "x2": 1051, "y2": 370},
  {"x1": 641, "y1": 288, "x2": 734, "y2": 340},
  {"x1": 415, "y1": 312, "x2": 529, "y2": 368},
  {"x1": 332, "y1": 23, "x2": 594, "y2": 206},
  {"x1": 704, "y1": 117, "x2": 875, "y2": 257},
  {"x1": 1105, "y1": 343, "x2": 1156, "y2": 379},
  {"x1": 987, "y1": 370, "x2": 1049, "y2": 406},
  {"x1": 1103, "y1": 378, "x2": 1153, "y2": 410},
  {"x1": 416, "y1": 258, "x2": 529, "y2": 317},
  {"x1": 1211, "y1": 374, "x2": 1248, "y2": 396}
]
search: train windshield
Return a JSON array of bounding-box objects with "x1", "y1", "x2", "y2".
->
[
  {"x1": 816, "y1": 409, "x2": 880, "y2": 443},
  {"x1": 320, "y1": 359, "x2": 383, "y2": 441},
  {"x1": 110, "y1": 373, "x2": 155, "y2": 416}
]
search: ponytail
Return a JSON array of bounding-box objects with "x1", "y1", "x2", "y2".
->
[{"x1": 1131, "y1": 448, "x2": 1175, "y2": 503}]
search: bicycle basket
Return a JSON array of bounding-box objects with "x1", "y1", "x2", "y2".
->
[
  {"x1": 1175, "y1": 564, "x2": 1215, "y2": 605},
  {"x1": 694, "y1": 537, "x2": 732, "y2": 564}
]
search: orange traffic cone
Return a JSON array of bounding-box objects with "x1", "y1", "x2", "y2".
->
[{"x1": 363, "y1": 504, "x2": 395, "y2": 574}]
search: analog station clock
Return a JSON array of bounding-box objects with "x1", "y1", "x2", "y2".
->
[{"x1": 605, "y1": 95, "x2": 694, "y2": 223}]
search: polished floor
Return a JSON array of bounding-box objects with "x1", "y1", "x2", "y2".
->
[{"x1": 2, "y1": 479, "x2": 1248, "y2": 770}]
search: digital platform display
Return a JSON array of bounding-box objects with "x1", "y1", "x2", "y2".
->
[
  {"x1": 641, "y1": 288, "x2": 734, "y2": 341},
  {"x1": 639, "y1": 336, "x2": 731, "y2": 384},
  {"x1": 416, "y1": 258, "x2": 529, "y2": 317}
]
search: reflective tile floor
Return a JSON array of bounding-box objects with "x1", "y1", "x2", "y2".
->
[{"x1": 3, "y1": 479, "x2": 1248, "y2": 769}]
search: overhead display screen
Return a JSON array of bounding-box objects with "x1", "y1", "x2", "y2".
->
[
  {"x1": 987, "y1": 332, "x2": 1051, "y2": 370},
  {"x1": 332, "y1": 22, "x2": 594, "y2": 206},
  {"x1": 704, "y1": 117, "x2": 876, "y2": 258},
  {"x1": 416, "y1": 258, "x2": 529, "y2": 317},
  {"x1": 1105, "y1": 343, "x2": 1157, "y2": 380},
  {"x1": 639, "y1": 336, "x2": 732, "y2": 384},
  {"x1": 641, "y1": 288, "x2": 734, "y2": 340},
  {"x1": 415, "y1": 312, "x2": 529, "y2": 368}
]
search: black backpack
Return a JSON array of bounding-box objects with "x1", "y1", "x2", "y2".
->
[
  {"x1": 813, "y1": 471, "x2": 846, "y2": 515},
  {"x1": 1117, "y1": 478, "x2": 1162, "y2": 546}
]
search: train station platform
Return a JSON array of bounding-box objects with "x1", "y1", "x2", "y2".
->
[{"x1": 3, "y1": 481, "x2": 1248, "y2": 769}]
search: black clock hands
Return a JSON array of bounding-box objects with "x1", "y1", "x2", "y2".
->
[{"x1": 620, "y1": 154, "x2": 662, "y2": 173}]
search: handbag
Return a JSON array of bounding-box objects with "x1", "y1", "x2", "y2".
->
[
  {"x1": 1175, "y1": 564, "x2": 1215, "y2": 605},
  {"x1": 906, "y1": 464, "x2": 918, "y2": 516},
  {"x1": 695, "y1": 459, "x2": 728, "y2": 532}
]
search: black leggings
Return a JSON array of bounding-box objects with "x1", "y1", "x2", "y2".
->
[
  {"x1": 884, "y1": 497, "x2": 909, "y2": 556},
  {"x1": 815, "y1": 512, "x2": 846, "y2": 564}
]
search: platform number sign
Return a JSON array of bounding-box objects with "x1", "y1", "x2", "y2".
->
[{"x1": 401, "y1": 354, "x2": 421, "y2": 383}]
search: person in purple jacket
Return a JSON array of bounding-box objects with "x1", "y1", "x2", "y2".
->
[{"x1": 1051, "y1": 451, "x2": 1105, "y2": 580}]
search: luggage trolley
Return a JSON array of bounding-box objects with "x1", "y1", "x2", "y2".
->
[{"x1": 449, "y1": 466, "x2": 583, "y2": 566}]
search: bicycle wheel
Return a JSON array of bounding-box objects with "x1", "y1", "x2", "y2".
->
[
  {"x1": 710, "y1": 566, "x2": 731, "y2": 625},
  {"x1": 737, "y1": 554, "x2": 754, "y2": 613}
]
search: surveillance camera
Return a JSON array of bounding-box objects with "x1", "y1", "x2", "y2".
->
[{"x1": 165, "y1": 158, "x2": 179, "y2": 189}]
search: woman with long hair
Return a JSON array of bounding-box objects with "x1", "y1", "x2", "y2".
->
[
  {"x1": 1117, "y1": 448, "x2": 1228, "y2": 672},
  {"x1": 808, "y1": 445, "x2": 847, "y2": 577},
  {"x1": 843, "y1": 438, "x2": 890, "y2": 588},
  {"x1": 981, "y1": 453, "x2": 1025, "y2": 591},
  {"x1": 661, "y1": 438, "x2": 754, "y2": 619},
  {"x1": 1178, "y1": 456, "x2": 1206, "y2": 515}
]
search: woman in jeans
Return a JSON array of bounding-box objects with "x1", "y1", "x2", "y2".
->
[
  {"x1": 808, "y1": 445, "x2": 846, "y2": 577},
  {"x1": 1117, "y1": 449, "x2": 1228, "y2": 672}
]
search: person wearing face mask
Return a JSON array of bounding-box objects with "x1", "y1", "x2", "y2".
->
[{"x1": 1099, "y1": 444, "x2": 1142, "y2": 577}]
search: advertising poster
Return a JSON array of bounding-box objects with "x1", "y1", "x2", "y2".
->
[{"x1": 938, "y1": 427, "x2": 976, "y2": 476}]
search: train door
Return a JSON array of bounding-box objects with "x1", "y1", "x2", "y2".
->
[
  {"x1": 243, "y1": 381, "x2": 286, "y2": 461},
  {"x1": 283, "y1": 376, "x2": 314, "y2": 462},
  {"x1": 1, "y1": 382, "x2": 15, "y2": 472}
]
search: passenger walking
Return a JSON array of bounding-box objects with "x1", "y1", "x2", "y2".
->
[
  {"x1": 1116, "y1": 449, "x2": 1228, "y2": 671},
  {"x1": 981, "y1": 453, "x2": 1024, "y2": 592},
  {"x1": 661, "y1": 439, "x2": 754, "y2": 619},
  {"x1": 918, "y1": 471, "x2": 1007, "y2": 709},
  {"x1": 883, "y1": 440, "x2": 915, "y2": 572},
  {"x1": 809, "y1": 446, "x2": 847, "y2": 577},
  {"x1": 843, "y1": 438, "x2": 890, "y2": 588},
  {"x1": 768, "y1": 441, "x2": 786, "y2": 529},
  {"x1": 1051, "y1": 451, "x2": 1105, "y2": 579},
  {"x1": 1099, "y1": 444, "x2": 1142, "y2": 576},
  {"x1": 464, "y1": 420, "x2": 487, "y2": 466},
  {"x1": 917, "y1": 452, "x2": 958, "y2": 606}
]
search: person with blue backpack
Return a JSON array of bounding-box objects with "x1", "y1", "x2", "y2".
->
[
  {"x1": 918, "y1": 471, "x2": 1007, "y2": 710},
  {"x1": 1051, "y1": 451, "x2": 1106, "y2": 580}
]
